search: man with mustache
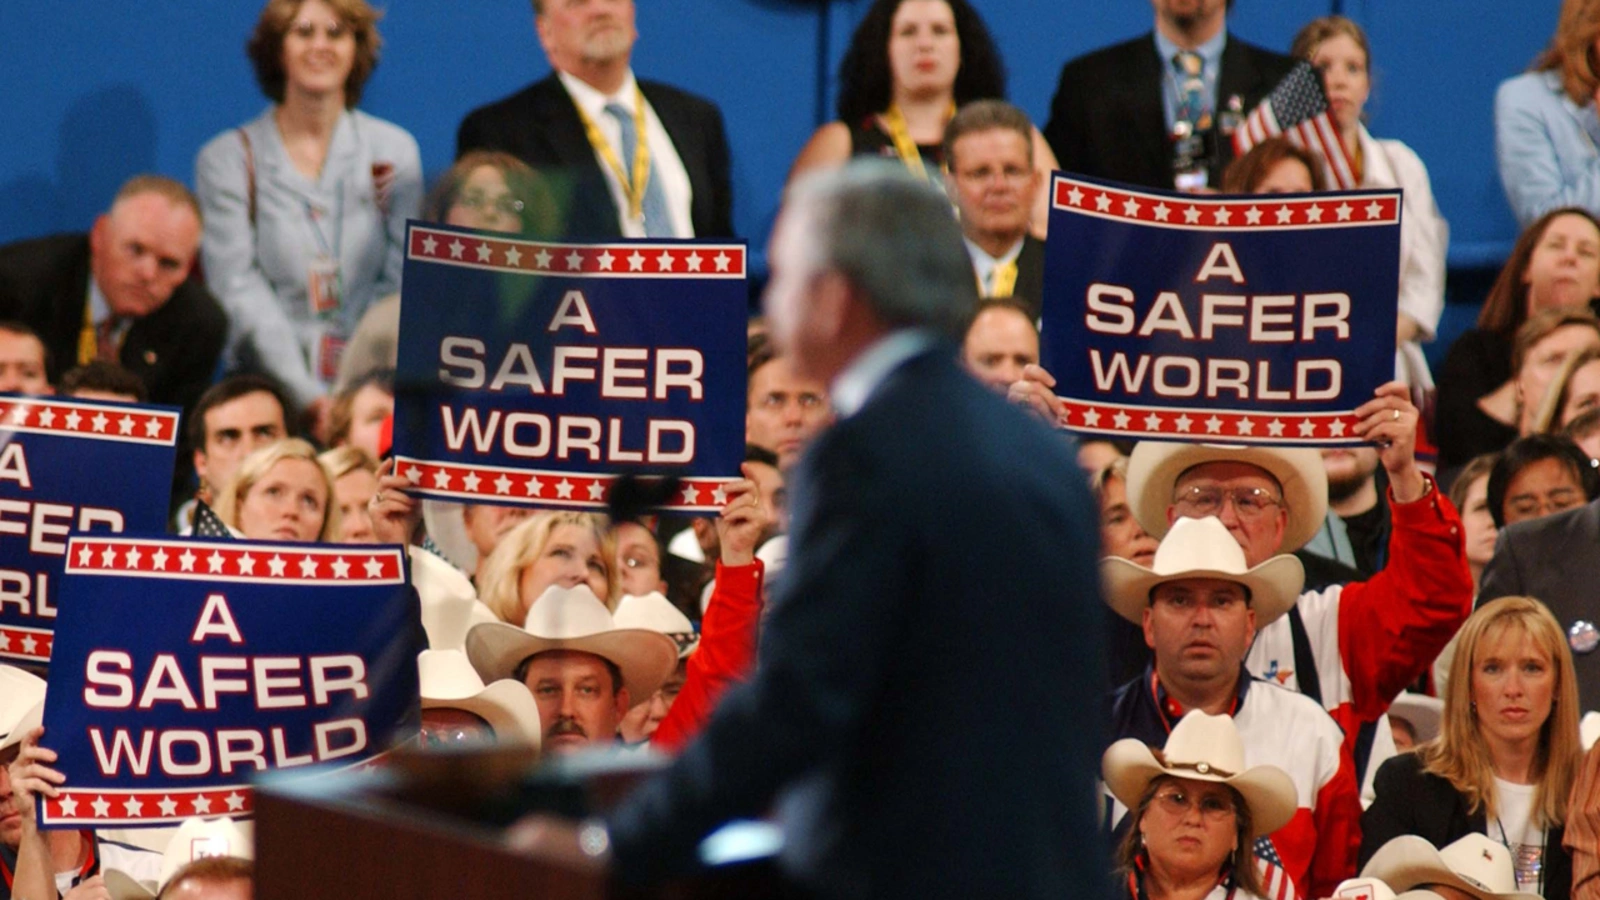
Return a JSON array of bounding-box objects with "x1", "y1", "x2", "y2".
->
[
  {"x1": 0, "y1": 175, "x2": 226, "y2": 418},
  {"x1": 456, "y1": 0, "x2": 732, "y2": 239}
]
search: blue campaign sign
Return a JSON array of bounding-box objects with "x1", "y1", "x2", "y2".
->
[
  {"x1": 1041, "y1": 174, "x2": 1402, "y2": 445},
  {"x1": 392, "y1": 222, "x2": 748, "y2": 514},
  {"x1": 37, "y1": 536, "x2": 420, "y2": 828},
  {"x1": 0, "y1": 396, "x2": 179, "y2": 666}
]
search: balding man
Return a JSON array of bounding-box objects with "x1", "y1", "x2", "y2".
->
[{"x1": 0, "y1": 175, "x2": 227, "y2": 415}]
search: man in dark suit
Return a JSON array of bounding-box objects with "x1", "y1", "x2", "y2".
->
[
  {"x1": 1479, "y1": 498, "x2": 1600, "y2": 708},
  {"x1": 1043, "y1": 0, "x2": 1296, "y2": 191},
  {"x1": 943, "y1": 100, "x2": 1045, "y2": 321},
  {"x1": 506, "y1": 163, "x2": 1108, "y2": 899},
  {"x1": 456, "y1": 0, "x2": 732, "y2": 239},
  {"x1": 0, "y1": 175, "x2": 226, "y2": 417}
]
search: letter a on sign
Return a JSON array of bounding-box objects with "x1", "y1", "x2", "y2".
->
[
  {"x1": 191, "y1": 593, "x2": 244, "y2": 644},
  {"x1": 547, "y1": 290, "x2": 598, "y2": 334},
  {"x1": 1194, "y1": 242, "x2": 1245, "y2": 284}
]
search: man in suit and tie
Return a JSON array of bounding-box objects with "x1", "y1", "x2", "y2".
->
[
  {"x1": 1043, "y1": 0, "x2": 1295, "y2": 191},
  {"x1": 505, "y1": 162, "x2": 1109, "y2": 899},
  {"x1": 456, "y1": 0, "x2": 733, "y2": 239},
  {"x1": 944, "y1": 100, "x2": 1045, "y2": 321},
  {"x1": 0, "y1": 175, "x2": 227, "y2": 417}
]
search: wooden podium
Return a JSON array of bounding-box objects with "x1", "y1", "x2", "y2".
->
[{"x1": 253, "y1": 748, "x2": 805, "y2": 900}]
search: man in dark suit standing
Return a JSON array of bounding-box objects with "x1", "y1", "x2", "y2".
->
[
  {"x1": 1478, "y1": 499, "x2": 1600, "y2": 708},
  {"x1": 1043, "y1": 0, "x2": 1295, "y2": 191},
  {"x1": 506, "y1": 162, "x2": 1108, "y2": 899},
  {"x1": 0, "y1": 175, "x2": 227, "y2": 417},
  {"x1": 456, "y1": 0, "x2": 732, "y2": 239},
  {"x1": 943, "y1": 100, "x2": 1046, "y2": 322}
]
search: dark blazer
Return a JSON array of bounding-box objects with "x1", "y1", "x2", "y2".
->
[
  {"x1": 605, "y1": 342, "x2": 1108, "y2": 899},
  {"x1": 1042, "y1": 32, "x2": 1297, "y2": 190},
  {"x1": 1011, "y1": 234, "x2": 1045, "y2": 321},
  {"x1": 456, "y1": 73, "x2": 733, "y2": 239},
  {"x1": 1480, "y1": 499, "x2": 1600, "y2": 710},
  {"x1": 1363, "y1": 752, "x2": 1571, "y2": 900},
  {"x1": 0, "y1": 234, "x2": 227, "y2": 415}
]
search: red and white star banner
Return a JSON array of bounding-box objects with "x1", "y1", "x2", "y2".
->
[
  {"x1": 0, "y1": 397, "x2": 178, "y2": 446},
  {"x1": 1060, "y1": 399, "x2": 1362, "y2": 445},
  {"x1": 64, "y1": 538, "x2": 408, "y2": 585},
  {"x1": 391, "y1": 456, "x2": 738, "y2": 513},
  {"x1": 1052, "y1": 177, "x2": 1399, "y2": 232},
  {"x1": 407, "y1": 227, "x2": 746, "y2": 279}
]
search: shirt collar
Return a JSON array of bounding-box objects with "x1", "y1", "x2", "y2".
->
[
  {"x1": 1153, "y1": 27, "x2": 1227, "y2": 72},
  {"x1": 829, "y1": 329, "x2": 938, "y2": 419},
  {"x1": 964, "y1": 236, "x2": 1025, "y2": 268},
  {"x1": 558, "y1": 68, "x2": 640, "y2": 119},
  {"x1": 88, "y1": 275, "x2": 111, "y2": 326}
]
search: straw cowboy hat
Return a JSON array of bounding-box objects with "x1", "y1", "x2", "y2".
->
[
  {"x1": 1102, "y1": 709, "x2": 1297, "y2": 838},
  {"x1": 1100, "y1": 516, "x2": 1305, "y2": 629},
  {"x1": 1125, "y1": 442, "x2": 1329, "y2": 552},
  {"x1": 419, "y1": 648, "x2": 543, "y2": 749},
  {"x1": 105, "y1": 816, "x2": 252, "y2": 900},
  {"x1": 466, "y1": 584, "x2": 678, "y2": 700},
  {"x1": 614, "y1": 591, "x2": 699, "y2": 658},
  {"x1": 0, "y1": 665, "x2": 45, "y2": 748},
  {"x1": 1362, "y1": 834, "x2": 1543, "y2": 900}
]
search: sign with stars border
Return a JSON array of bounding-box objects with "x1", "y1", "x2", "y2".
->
[
  {"x1": 1041, "y1": 174, "x2": 1402, "y2": 446},
  {"x1": 37, "y1": 535, "x2": 420, "y2": 829},
  {"x1": 393, "y1": 223, "x2": 747, "y2": 514},
  {"x1": 0, "y1": 395, "x2": 180, "y2": 666}
]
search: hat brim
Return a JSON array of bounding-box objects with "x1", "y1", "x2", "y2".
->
[
  {"x1": 1099, "y1": 553, "x2": 1304, "y2": 630},
  {"x1": 1127, "y1": 442, "x2": 1328, "y2": 552},
  {"x1": 465, "y1": 622, "x2": 679, "y2": 703},
  {"x1": 1362, "y1": 836, "x2": 1543, "y2": 900},
  {"x1": 423, "y1": 678, "x2": 543, "y2": 750},
  {"x1": 103, "y1": 869, "x2": 157, "y2": 900},
  {"x1": 1388, "y1": 693, "x2": 1444, "y2": 745},
  {"x1": 1101, "y1": 737, "x2": 1298, "y2": 837}
]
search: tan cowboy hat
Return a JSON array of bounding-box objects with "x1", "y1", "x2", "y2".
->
[
  {"x1": 1100, "y1": 516, "x2": 1304, "y2": 629},
  {"x1": 1362, "y1": 834, "x2": 1543, "y2": 900},
  {"x1": 465, "y1": 584, "x2": 678, "y2": 701},
  {"x1": 105, "y1": 816, "x2": 253, "y2": 900},
  {"x1": 419, "y1": 649, "x2": 543, "y2": 749},
  {"x1": 1125, "y1": 442, "x2": 1328, "y2": 552},
  {"x1": 1388, "y1": 692, "x2": 1444, "y2": 745},
  {"x1": 0, "y1": 664, "x2": 45, "y2": 747},
  {"x1": 614, "y1": 591, "x2": 700, "y2": 658},
  {"x1": 1101, "y1": 709, "x2": 1297, "y2": 837}
]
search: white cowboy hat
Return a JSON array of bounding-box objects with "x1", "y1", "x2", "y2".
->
[
  {"x1": 1388, "y1": 692, "x2": 1444, "y2": 745},
  {"x1": 0, "y1": 665, "x2": 45, "y2": 747},
  {"x1": 0, "y1": 697, "x2": 43, "y2": 756},
  {"x1": 1100, "y1": 516, "x2": 1304, "y2": 629},
  {"x1": 614, "y1": 591, "x2": 699, "y2": 658},
  {"x1": 1101, "y1": 709, "x2": 1297, "y2": 838},
  {"x1": 419, "y1": 649, "x2": 543, "y2": 749},
  {"x1": 421, "y1": 499, "x2": 479, "y2": 574},
  {"x1": 1126, "y1": 442, "x2": 1328, "y2": 552},
  {"x1": 105, "y1": 816, "x2": 252, "y2": 900},
  {"x1": 465, "y1": 584, "x2": 678, "y2": 701},
  {"x1": 413, "y1": 544, "x2": 497, "y2": 651},
  {"x1": 1329, "y1": 877, "x2": 1451, "y2": 900},
  {"x1": 1362, "y1": 834, "x2": 1543, "y2": 900}
]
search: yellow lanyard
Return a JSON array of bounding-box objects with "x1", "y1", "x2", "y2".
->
[
  {"x1": 575, "y1": 86, "x2": 652, "y2": 221},
  {"x1": 881, "y1": 103, "x2": 954, "y2": 182}
]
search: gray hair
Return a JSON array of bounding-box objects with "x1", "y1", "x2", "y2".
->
[{"x1": 785, "y1": 161, "x2": 978, "y2": 340}]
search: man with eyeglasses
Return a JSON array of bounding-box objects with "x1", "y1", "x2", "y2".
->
[
  {"x1": 1122, "y1": 382, "x2": 1473, "y2": 805},
  {"x1": 943, "y1": 100, "x2": 1045, "y2": 321}
]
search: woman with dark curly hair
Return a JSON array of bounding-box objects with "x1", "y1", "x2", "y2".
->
[
  {"x1": 788, "y1": 0, "x2": 1057, "y2": 231},
  {"x1": 196, "y1": 0, "x2": 421, "y2": 431}
]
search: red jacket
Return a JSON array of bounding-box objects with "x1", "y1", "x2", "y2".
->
[{"x1": 651, "y1": 559, "x2": 764, "y2": 752}]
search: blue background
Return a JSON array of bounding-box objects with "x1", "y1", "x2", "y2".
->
[{"x1": 393, "y1": 223, "x2": 748, "y2": 483}]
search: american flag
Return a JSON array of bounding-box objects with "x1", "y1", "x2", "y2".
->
[
  {"x1": 1254, "y1": 836, "x2": 1300, "y2": 900},
  {"x1": 192, "y1": 501, "x2": 234, "y2": 540},
  {"x1": 1232, "y1": 61, "x2": 1358, "y2": 190}
]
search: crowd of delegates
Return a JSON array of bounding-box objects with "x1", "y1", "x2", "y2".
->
[{"x1": 5, "y1": 0, "x2": 1600, "y2": 897}]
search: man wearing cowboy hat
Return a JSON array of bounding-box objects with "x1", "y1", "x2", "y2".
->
[
  {"x1": 420, "y1": 649, "x2": 544, "y2": 751},
  {"x1": 1103, "y1": 515, "x2": 1362, "y2": 900},
  {"x1": 1121, "y1": 387, "x2": 1472, "y2": 790},
  {"x1": 1362, "y1": 833, "x2": 1544, "y2": 900},
  {"x1": 466, "y1": 585, "x2": 678, "y2": 756}
]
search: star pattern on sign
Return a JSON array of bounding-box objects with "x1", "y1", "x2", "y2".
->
[
  {"x1": 7, "y1": 405, "x2": 28, "y2": 425},
  {"x1": 57, "y1": 796, "x2": 78, "y2": 817},
  {"x1": 298, "y1": 556, "x2": 319, "y2": 577},
  {"x1": 1183, "y1": 206, "x2": 1201, "y2": 224},
  {"x1": 565, "y1": 250, "x2": 584, "y2": 271},
  {"x1": 207, "y1": 552, "x2": 226, "y2": 573},
  {"x1": 494, "y1": 474, "x2": 513, "y2": 495},
  {"x1": 1275, "y1": 205, "x2": 1294, "y2": 224},
  {"x1": 38, "y1": 407, "x2": 55, "y2": 427},
  {"x1": 225, "y1": 792, "x2": 247, "y2": 811},
  {"x1": 1205, "y1": 416, "x2": 1224, "y2": 433},
  {"x1": 421, "y1": 235, "x2": 438, "y2": 254},
  {"x1": 1213, "y1": 207, "x2": 1232, "y2": 225},
  {"x1": 448, "y1": 239, "x2": 465, "y2": 259},
  {"x1": 1329, "y1": 419, "x2": 1348, "y2": 437},
  {"x1": 144, "y1": 418, "x2": 163, "y2": 438},
  {"x1": 331, "y1": 557, "x2": 352, "y2": 579},
  {"x1": 64, "y1": 410, "x2": 82, "y2": 430},
  {"x1": 504, "y1": 246, "x2": 522, "y2": 266},
  {"x1": 1121, "y1": 197, "x2": 1141, "y2": 217},
  {"x1": 1365, "y1": 200, "x2": 1384, "y2": 219},
  {"x1": 124, "y1": 546, "x2": 142, "y2": 569},
  {"x1": 179, "y1": 549, "x2": 197, "y2": 572},
  {"x1": 462, "y1": 471, "x2": 482, "y2": 492},
  {"x1": 100, "y1": 546, "x2": 117, "y2": 567},
  {"x1": 19, "y1": 634, "x2": 37, "y2": 655},
  {"x1": 686, "y1": 252, "x2": 703, "y2": 272},
  {"x1": 1306, "y1": 204, "x2": 1325, "y2": 223},
  {"x1": 76, "y1": 544, "x2": 93, "y2": 566},
  {"x1": 1066, "y1": 186, "x2": 1084, "y2": 205},
  {"x1": 1236, "y1": 417, "x2": 1256, "y2": 435},
  {"x1": 597, "y1": 250, "x2": 615, "y2": 270},
  {"x1": 1336, "y1": 203, "x2": 1354, "y2": 222},
  {"x1": 714, "y1": 251, "x2": 732, "y2": 272},
  {"x1": 680, "y1": 484, "x2": 701, "y2": 505},
  {"x1": 0, "y1": 632, "x2": 10, "y2": 651},
  {"x1": 237, "y1": 553, "x2": 256, "y2": 575},
  {"x1": 431, "y1": 469, "x2": 452, "y2": 489},
  {"x1": 405, "y1": 466, "x2": 422, "y2": 484},
  {"x1": 628, "y1": 251, "x2": 646, "y2": 271},
  {"x1": 1142, "y1": 412, "x2": 1164, "y2": 431},
  {"x1": 534, "y1": 248, "x2": 553, "y2": 269},
  {"x1": 1153, "y1": 203, "x2": 1171, "y2": 221},
  {"x1": 91, "y1": 412, "x2": 109, "y2": 432},
  {"x1": 1094, "y1": 194, "x2": 1112, "y2": 212},
  {"x1": 586, "y1": 481, "x2": 605, "y2": 500},
  {"x1": 1112, "y1": 410, "x2": 1131, "y2": 429},
  {"x1": 554, "y1": 479, "x2": 575, "y2": 499},
  {"x1": 192, "y1": 795, "x2": 212, "y2": 814},
  {"x1": 363, "y1": 557, "x2": 385, "y2": 578},
  {"x1": 1298, "y1": 419, "x2": 1317, "y2": 437},
  {"x1": 158, "y1": 796, "x2": 179, "y2": 816},
  {"x1": 710, "y1": 484, "x2": 728, "y2": 504},
  {"x1": 1245, "y1": 206, "x2": 1263, "y2": 225},
  {"x1": 1175, "y1": 414, "x2": 1194, "y2": 432},
  {"x1": 525, "y1": 476, "x2": 543, "y2": 497},
  {"x1": 656, "y1": 251, "x2": 675, "y2": 271},
  {"x1": 1267, "y1": 419, "x2": 1286, "y2": 437},
  {"x1": 474, "y1": 242, "x2": 492, "y2": 262},
  {"x1": 268, "y1": 555, "x2": 287, "y2": 577},
  {"x1": 123, "y1": 797, "x2": 144, "y2": 817},
  {"x1": 91, "y1": 796, "x2": 111, "y2": 818}
]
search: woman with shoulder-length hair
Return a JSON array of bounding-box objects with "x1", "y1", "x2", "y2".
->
[
  {"x1": 1361, "y1": 596, "x2": 1580, "y2": 898},
  {"x1": 1496, "y1": 0, "x2": 1600, "y2": 228},
  {"x1": 476, "y1": 511, "x2": 619, "y2": 623},
  {"x1": 213, "y1": 437, "x2": 341, "y2": 543},
  {"x1": 196, "y1": 0, "x2": 422, "y2": 424}
]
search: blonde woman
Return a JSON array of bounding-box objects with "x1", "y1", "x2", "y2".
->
[
  {"x1": 318, "y1": 445, "x2": 377, "y2": 543},
  {"x1": 476, "y1": 511, "x2": 618, "y2": 623},
  {"x1": 213, "y1": 438, "x2": 339, "y2": 542},
  {"x1": 1362, "y1": 596, "x2": 1580, "y2": 898}
]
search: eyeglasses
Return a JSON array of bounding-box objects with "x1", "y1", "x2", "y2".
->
[
  {"x1": 1153, "y1": 788, "x2": 1236, "y2": 822},
  {"x1": 1172, "y1": 486, "x2": 1283, "y2": 520},
  {"x1": 454, "y1": 191, "x2": 526, "y2": 217},
  {"x1": 621, "y1": 553, "x2": 659, "y2": 571},
  {"x1": 952, "y1": 164, "x2": 1033, "y2": 186}
]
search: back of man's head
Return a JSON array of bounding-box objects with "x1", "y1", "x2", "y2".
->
[
  {"x1": 159, "y1": 856, "x2": 252, "y2": 900},
  {"x1": 786, "y1": 162, "x2": 977, "y2": 341}
]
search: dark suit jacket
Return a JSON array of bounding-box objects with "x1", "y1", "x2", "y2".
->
[
  {"x1": 1480, "y1": 499, "x2": 1600, "y2": 709},
  {"x1": 1043, "y1": 32, "x2": 1296, "y2": 190},
  {"x1": 1363, "y1": 752, "x2": 1571, "y2": 900},
  {"x1": 605, "y1": 341, "x2": 1108, "y2": 899},
  {"x1": 1012, "y1": 234, "x2": 1044, "y2": 321},
  {"x1": 456, "y1": 73, "x2": 733, "y2": 239},
  {"x1": 0, "y1": 234, "x2": 226, "y2": 416}
]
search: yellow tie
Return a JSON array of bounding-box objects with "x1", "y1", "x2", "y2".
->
[
  {"x1": 989, "y1": 260, "x2": 1018, "y2": 299},
  {"x1": 77, "y1": 302, "x2": 96, "y2": 366}
]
